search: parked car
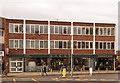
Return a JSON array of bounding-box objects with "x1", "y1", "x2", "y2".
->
[{"x1": 116, "y1": 65, "x2": 120, "y2": 70}]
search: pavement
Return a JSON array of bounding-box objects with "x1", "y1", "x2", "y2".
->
[
  {"x1": 6, "y1": 70, "x2": 118, "y2": 77},
  {"x1": 0, "y1": 70, "x2": 119, "y2": 83}
]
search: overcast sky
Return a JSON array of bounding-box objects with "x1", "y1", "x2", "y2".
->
[{"x1": 0, "y1": 0, "x2": 119, "y2": 23}]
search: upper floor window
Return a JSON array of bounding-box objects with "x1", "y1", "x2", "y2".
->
[
  {"x1": 26, "y1": 24, "x2": 48, "y2": 34},
  {"x1": 73, "y1": 26, "x2": 93, "y2": 35},
  {"x1": 95, "y1": 27, "x2": 115, "y2": 36},
  {"x1": 50, "y1": 25, "x2": 71, "y2": 35},
  {"x1": 95, "y1": 41, "x2": 114, "y2": 50},
  {"x1": 9, "y1": 23, "x2": 23, "y2": 33},
  {"x1": 73, "y1": 41, "x2": 93, "y2": 49}
]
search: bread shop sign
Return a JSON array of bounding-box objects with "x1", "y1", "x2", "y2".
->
[{"x1": 0, "y1": 51, "x2": 4, "y2": 56}]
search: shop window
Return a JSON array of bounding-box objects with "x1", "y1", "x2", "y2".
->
[
  {"x1": 9, "y1": 40, "x2": 14, "y2": 48},
  {"x1": 15, "y1": 40, "x2": 18, "y2": 48},
  {"x1": 19, "y1": 25, "x2": 23, "y2": 33},
  {"x1": 31, "y1": 25, "x2": 35, "y2": 34},
  {"x1": 74, "y1": 27, "x2": 77, "y2": 35},
  {"x1": 86, "y1": 42, "x2": 89, "y2": 49},
  {"x1": 78, "y1": 42, "x2": 81, "y2": 49},
  {"x1": 35, "y1": 40, "x2": 39, "y2": 49},
  {"x1": 82, "y1": 27, "x2": 86, "y2": 35},
  {"x1": 35, "y1": 25, "x2": 39, "y2": 34},
  {"x1": 26, "y1": 40, "x2": 30, "y2": 49},
  {"x1": 59, "y1": 26, "x2": 62, "y2": 34},
  {"x1": 55, "y1": 41, "x2": 59, "y2": 48},
  {"x1": 9, "y1": 24, "x2": 14, "y2": 33},
  {"x1": 15, "y1": 25, "x2": 19, "y2": 33},
  {"x1": 100, "y1": 28, "x2": 103, "y2": 35},
  {"x1": 103, "y1": 28, "x2": 107, "y2": 35},
  {"x1": 44, "y1": 26, "x2": 48, "y2": 34},
  {"x1": 59, "y1": 41, "x2": 62, "y2": 48},
  {"x1": 82, "y1": 42, "x2": 85, "y2": 49},
  {"x1": 50, "y1": 26, "x2": 54, "y2": 34},
  {"x1": 103, "y1": 42, "x2": 106, "y2": 49},
  {"x1": 73, "y1": 41, "x2": 77, "y2": 49},
  {"x1": 96, "y1": 28, "x2": 99, "y2": 35},
  {"x1": 86, "y1": 27, "x2": 89, "y2": 35},
  {"x1": 100, "y1": 42, "x2": 102, "y2": 49},
  {"x1": 40, "y1": 41, "x2": 43, "y2": 48},
  {"x1": 107, "y1": 42, "x2": 110, "y2": 49},
  {"x1": 26, "y1": 25, "x2": 30, "y2": 34},
  {"x1": 44, "y1": 41, "x2": 48, "y2": 48},
  {"x1": 90, "y1": 27, "x2": 93, "y2": 35},
  {"x1": 55, "y1": 26, "x2": 59, "y2": 34},
  {"x1": 78, "y1": 27, "x2": 81, "y2": 34},
  {"x1": 40, "y1": 26, "x2": 44, "y2": 34},
  {"x1": 107, "y1": 28, "x2": 111, "y2": 35},
  {"x1": 95, "y1": 42, "x2": 98, "y2": 49},
  {"x1": 111, "y1": 28, "x2": 114, "y2": 36},
  {"x1": 31, "y1": 40, "x2": 35, "y2": 48},
  {"x1": 50, "y1": 41, "x2": 54, "y2": 49},
  {"x1": 19, "y1": 40, "x2": 23, "y2": 48},
  {"x1": 90, "y1": 42, "x2": 93, "y2": 48},
  {"x1": 111, "y1": 42, "x2": 114, "y2": 49}
]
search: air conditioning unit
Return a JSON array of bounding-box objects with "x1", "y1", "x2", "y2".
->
[{"x1": 0, "y1": 51, "x2": 4, "y2": 56}]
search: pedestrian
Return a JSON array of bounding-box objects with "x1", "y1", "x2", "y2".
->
[{"x1": 42, "y1": 64, "x2": 47, "y2": 76}]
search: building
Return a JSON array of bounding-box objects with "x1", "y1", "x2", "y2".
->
[
  {"x1": 0, "y1": 17, "x2": 5, "y2": 67},
  {"x1": 2, "y1": 17, "x2": 116, "y2": 72}
]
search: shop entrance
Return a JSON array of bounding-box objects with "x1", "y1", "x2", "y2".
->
[{"x1": 10, "y1": 58, "x2": 23, "y2": 72}]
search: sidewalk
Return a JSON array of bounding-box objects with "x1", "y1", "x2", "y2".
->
[{"x1": 6, "y1": 70, "x2": 118, "y2": 77}]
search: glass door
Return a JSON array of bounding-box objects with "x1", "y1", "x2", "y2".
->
[{"x1": 10, "y1": 58, "x2": 23, "y2": 72}]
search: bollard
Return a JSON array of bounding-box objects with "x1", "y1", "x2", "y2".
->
[
  {"x1": 98, "y1": 68, "x2": 99, "y2": 73},
  {"x1": 41, "y1": 68, "x2": 43, "y2": 75},
  {"x1": 106, "y1": 68, "x2": 108, "y2": 72},
  {"x1": 81, "y1": 68, "x2": 82, "y2": 73},
  {"x1": 51, "y1": 69, "x2": 52, "y2": 73},
  {"x1": 114, "y1": 68, "x2": 116, "y2": 72}
]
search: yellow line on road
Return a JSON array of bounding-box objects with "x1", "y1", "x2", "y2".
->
[
  {"x1": 13, "y1": 78, "x2": 16, "y2": 83},
  {"x1": 32, "y1": 78, "x2": 40, "y2": 83}
]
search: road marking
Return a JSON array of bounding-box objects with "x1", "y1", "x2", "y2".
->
[
  {"x1": 13, "y1": 78, "x2": 16, "y2": 83},
  {"x1": 52, "y1": 78, "x2": 60, "y2": 81},
  {"x1": 32, "y1": 78, "x2": 40, "y2": 83}
]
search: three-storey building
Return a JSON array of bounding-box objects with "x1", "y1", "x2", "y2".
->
[{"x1": 3, "y1": 17, "x2": 116, "y2": 72}]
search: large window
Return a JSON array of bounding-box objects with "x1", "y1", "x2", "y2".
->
[
  {"x1": 9, "y1": 24, "x2": 23, "y2": 33},
  {"x1": 96, "y1": 27, "x2": 114, "y2": 36},
  {"x1": 51, "y1": 25, "x2": 71, "y2": 35},
  {"x1": 74, "y1": 26, "x2": 93, "y2": 35},
  {"x1": 95, "y1": 41, "x2": 114, "y2": 50}
]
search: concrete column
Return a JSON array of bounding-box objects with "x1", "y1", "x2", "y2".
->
[
  {"x1": 48, "y1": 21, "x2": 50, "y2": 54},
  {"x1": 89, "y1": 57, "x2": 94, "y2": 75},
  {"x1": 93, "y1": 23, "x2": 95, "y2": 54}
]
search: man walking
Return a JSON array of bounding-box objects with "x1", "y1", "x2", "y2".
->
[{"x1": 42, "y1": 64, "x2": 47, "y2": 76}]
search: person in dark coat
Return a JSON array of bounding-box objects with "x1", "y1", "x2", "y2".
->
[{"x1": 42, "y1": 64, "x2": 47, "y2": 76}]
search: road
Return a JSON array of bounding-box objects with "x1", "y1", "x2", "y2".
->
[{"x1": 0, "y1": 73, "x2": 120, "y2": 83}]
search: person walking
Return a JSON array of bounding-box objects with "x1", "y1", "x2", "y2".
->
[{"x1": 42, "y1": 64, "x2": 47, "y2": 76}]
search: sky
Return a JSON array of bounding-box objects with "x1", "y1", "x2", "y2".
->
[
  {"x1": 0, "y1": 0, "x2": 119, "y2": 23},
  {"x1": 0, "y1": 0, "x2": 120, "y2": 50}
]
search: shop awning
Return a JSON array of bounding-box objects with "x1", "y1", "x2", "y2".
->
[
  {"x1": 25, "y1": 54, "x2": 49, "y2": 58},
  {"x1": 9, "y1": 54, "x2": 25, "y2": 57}
]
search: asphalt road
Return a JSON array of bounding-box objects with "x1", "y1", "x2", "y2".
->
[{"x1": 1, "y1": 73, "x2": 120, "y2": 83}]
